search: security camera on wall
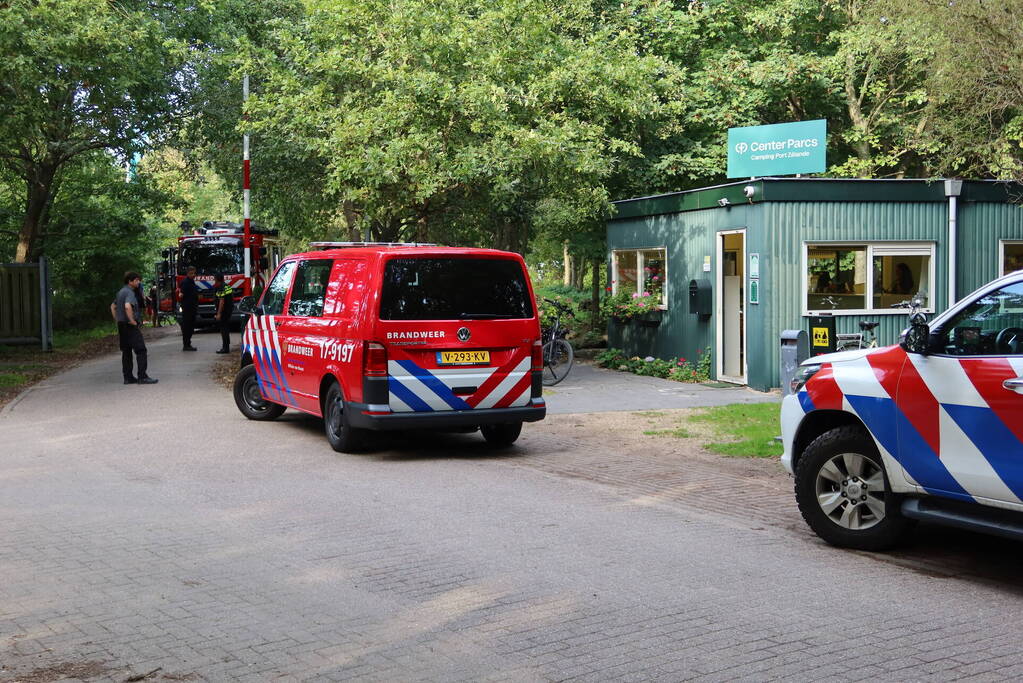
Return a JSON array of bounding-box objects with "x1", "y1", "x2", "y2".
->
[{"x1": 743, "y1": 185, "x2": 756, "y2": 199}]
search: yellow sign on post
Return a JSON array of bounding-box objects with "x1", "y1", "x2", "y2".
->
[{"x1": 809, "y1": 316, "x2": 836, "y2": 354}]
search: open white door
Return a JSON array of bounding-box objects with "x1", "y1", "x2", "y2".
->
[{"x1": 716, "y1": 230, "x2": 747, "y2": 384}]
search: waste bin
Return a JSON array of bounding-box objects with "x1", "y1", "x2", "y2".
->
[{"x1": 780, "y1": 329, "x2": 809, "y2": 395}]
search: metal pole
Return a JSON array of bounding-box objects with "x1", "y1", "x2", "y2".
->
[
  {"x1": 945, "y1": 179, "x2": 963, "y2": 308},
  {"x1": 38, "y1": 256, "x2": 52, "y2": 351},
  {"x1": 243, "y1": 74, "x2": 252, "y2": 296}
]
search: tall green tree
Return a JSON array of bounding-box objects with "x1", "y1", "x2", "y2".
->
[
  {"x1": 0, "y1": 0, "x2": 203, "y2": 262},
  {"x1": 234, "y1": 0, "x2": 679, "y2": 252}
]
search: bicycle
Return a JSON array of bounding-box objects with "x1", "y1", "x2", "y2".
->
[
  {"x1": 540, "y1": 298, "x2": 575, "y2": 386},
  {"x1": 835, "y1": 320, "x2": 881, "y2": 351}
]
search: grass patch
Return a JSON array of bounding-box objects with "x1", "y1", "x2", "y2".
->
[
  {"x1": 0, "y1": 372, "x2": 28, "y2": 387},
  {"x1": 690, "y1": 403, "x2": 783, "y2": 458},
  {"x1": 643, "y1": 427, "x2": 692, "y2": 438}
]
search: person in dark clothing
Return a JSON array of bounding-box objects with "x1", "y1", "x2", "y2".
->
[
  {"x1": 180, "y1": 266, "x2": 199, "y2": 351},
  {"x1": 111, "y1": 271, "x2": 158, "y2": 385},
  {"x1": 147, "y1": 283, "x2": 161, "y2": 327},
  {"x1": 214, "y1": 273, "x2": 234, "y2": 354},
  {"x1": 892, "y1": 262, "x2": 915, "y2": 294}
]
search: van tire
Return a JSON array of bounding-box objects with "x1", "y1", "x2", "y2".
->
[
  {"x1": 794, "y1": 425, "x2": 913, "y2": 551},
  {"x1": 323, "y1": 382, "x2": 363, "y2": 453},
  {"x1": 234, "y1": 364, "x2": 286, "y2": 421},
  {"x1": 481, "y1": 422, "x2": 522, "y2": 447}
]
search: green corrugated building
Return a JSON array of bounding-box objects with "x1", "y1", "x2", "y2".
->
[{"x1": 607, "y1": 178, "x2": 1023, "y2": 391}]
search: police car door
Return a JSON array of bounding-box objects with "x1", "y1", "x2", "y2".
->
[
  {"x1": 246, "y1": 260, "x2": 296, "y2": 408},
  {"x1": 898, "y1": 281, "x2": 1023, "y2": 505}
]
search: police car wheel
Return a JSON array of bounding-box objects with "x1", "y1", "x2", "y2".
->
[
  {"x1": 795, "y1": 425, "x2": 913, "y2": 551},
  {"x1": 323, "y1": 383, "x2": 363, "y2": 453},
  {"x1": 480, "y1": 422, "x2": 522, "y2": 447},
  {"x1": 233, "y1": 364, "x2": 286, "y2": 421}
]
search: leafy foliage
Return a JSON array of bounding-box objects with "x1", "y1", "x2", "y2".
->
[{"x1": 595, "y1": 347, "x2": 712, "y2": 382}]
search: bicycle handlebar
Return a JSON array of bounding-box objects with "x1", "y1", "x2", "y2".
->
[{"x1": 543, "y1": 298, "x2": 575, "y2": 317}]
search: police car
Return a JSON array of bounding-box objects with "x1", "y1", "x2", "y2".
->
[
  {"x1": 783, "y1": 271, "x2": 1023, "y2": 550},
  {"x1": 232, "y1": 243, "x2": 546, "y2": 452}
]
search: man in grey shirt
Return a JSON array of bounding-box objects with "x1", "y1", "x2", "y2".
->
[{"x1": 111, "y1": 271, "x2": 158, "y2": 385}]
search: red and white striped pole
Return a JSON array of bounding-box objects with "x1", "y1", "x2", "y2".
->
[{"x1": 242, "y1": 74, "x2": 252, "y2": 296}]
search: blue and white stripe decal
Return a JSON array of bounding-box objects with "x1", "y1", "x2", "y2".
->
[
  {"x1": 387, "y1": 360, "x2": 493, "y2": 413},
  {"x1": 243, "y1": 314, "x2": 296, "y2": 408}
]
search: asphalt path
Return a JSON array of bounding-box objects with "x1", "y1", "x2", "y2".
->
[{"x1": 3, "y1": 331, "x2": 1023, "y2": 681}]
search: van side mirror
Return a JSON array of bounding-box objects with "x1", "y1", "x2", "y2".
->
[
  {"x1": 237, "y1": 295, "x2": 259, "y2": 315},
  {"x1": 901, "y1": 319, "x2": 931, "y2": 355}
]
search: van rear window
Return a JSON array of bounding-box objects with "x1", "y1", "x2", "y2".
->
[{"x1": 380, "y1": 258, "x2": 534, "y2": 320}]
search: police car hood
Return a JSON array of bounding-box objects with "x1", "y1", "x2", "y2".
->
[{"x1": 801, "y1": 344, "x2": 896, "y2": 366}]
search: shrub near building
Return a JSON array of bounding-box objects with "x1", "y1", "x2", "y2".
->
[{"x1": 595, "y1": 348, "x2": 712, "y2": 382}]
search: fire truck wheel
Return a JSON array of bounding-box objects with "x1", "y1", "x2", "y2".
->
[
  {"x1": 323, "y1": 382, "x2": 363, "y2": 453},
  {"x1": 480, "y1": 422, "x2": 522, "y2": 447},
  {"x1": 233, "y1": 365, "x2": 286, "y2": 421}
]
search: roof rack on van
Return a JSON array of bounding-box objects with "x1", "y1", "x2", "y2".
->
[{"x1": 308, "y1": 241, "x2": 438, "y2": 250}]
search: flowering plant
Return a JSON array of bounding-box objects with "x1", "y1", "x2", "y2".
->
[{"x1": 601, "y1": 289, "x2": 662, "y2": 320}]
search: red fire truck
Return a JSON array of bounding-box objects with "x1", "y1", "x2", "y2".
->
[{"x1": 160, "y1": 221, "x2": 281, "y2": 326}]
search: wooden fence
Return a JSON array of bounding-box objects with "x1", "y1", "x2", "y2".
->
[{"x1": 0, "y1": 258, "x2": 53, "y2": 349}]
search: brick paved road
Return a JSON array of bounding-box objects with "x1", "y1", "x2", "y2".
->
[{"x1": 3, "y1": 334, "x2": 1023, "y2": 682}]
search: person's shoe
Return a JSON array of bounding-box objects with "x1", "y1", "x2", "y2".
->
[
  {"x1": 215, "y1": 348, "x2": 230, "y2": 354},
  {"x1": 183, "y1": 346, "x2": 198, "y2": 351},
  {"x1": 139, "y1": 377, "x2": 159, "y2": 385},
  {"x1": 124, "y1": 377, "x2": 138, "y2": 385}
]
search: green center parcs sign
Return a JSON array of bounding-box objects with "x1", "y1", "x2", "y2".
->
[{"x1": 727, "y1": 119, "x2": 826, "y2": 178}]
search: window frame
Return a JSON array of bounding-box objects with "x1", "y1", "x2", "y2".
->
[
  {"x1": 802, "y1": 241, "x2": 936, "y2": 316},
  {"x1": 999, "y1": 240, "x2": 1023, "y2": 277},
  {"x1": 611, "y1": 247, "x2": 668, "y2": 310}
]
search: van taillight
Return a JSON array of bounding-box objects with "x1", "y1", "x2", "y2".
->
[
  {"x1": 364, "y1": 342, "x2": 388, "y2": 376},
  {"x1": 531, "y1": 339, "x2": 543, "y2": 371}
]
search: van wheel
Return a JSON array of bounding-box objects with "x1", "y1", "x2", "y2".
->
[
  {"x1": 323, "y1": 383, "x2": 363, "y2": 453},
  {"x1": 794, "y1": 425, "x2": 913, "y2": 551},
  {"x1": 233, "y1": 364, "x2": 286, "y2": 421},
  {"x1": 481, "y1": 422, "x2": 522, "y2": 447}
]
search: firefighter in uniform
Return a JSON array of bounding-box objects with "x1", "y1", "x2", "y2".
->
[
  {"x1": 214, "y1": 273, "x2": 234, "y2": 354},
  {"x1": 180, "y1": 266, "x2": 199, "y2": 351}
]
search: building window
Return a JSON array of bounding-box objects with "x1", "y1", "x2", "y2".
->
[
  {"x1": 1001, "y1": 241, "x2": 1023, "y2": 276},
  {"x1": 612, "y1": 248, "x2": 667, "y2": 308},
  {"x1": 805, "y1": 243, "x2": 934, "y2": 314}
]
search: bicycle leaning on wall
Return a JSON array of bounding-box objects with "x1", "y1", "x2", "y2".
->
[
  {"x1": 540, "y1": 298, "x2": 575, "y2": 386},
  {"x1": 834, "y1": 296, "x2": 926, "y2": 351}
]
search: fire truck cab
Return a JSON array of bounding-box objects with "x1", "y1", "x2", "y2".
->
[{"x1": 162, "y1": 221, "x2": 281, "y2": 326}]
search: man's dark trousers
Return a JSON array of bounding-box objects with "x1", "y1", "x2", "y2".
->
[
  {"x1": 118, "y1": 322, "x2": 148, "y2": 380},
  {"x1": 218, "y1": 317, "x2": 231, "y2": 351},
  {"x1": 181, "y1": 308, "x2": 197, "y2": 348}
]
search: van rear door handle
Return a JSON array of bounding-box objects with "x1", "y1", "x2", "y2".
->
[{"x1": 1002, "y1": 377, "x2": 1023, "y2": 393}]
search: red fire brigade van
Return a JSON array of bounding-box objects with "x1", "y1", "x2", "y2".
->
[{"x1": 232, "y1": 243, "x2": 547, "y2": 452}]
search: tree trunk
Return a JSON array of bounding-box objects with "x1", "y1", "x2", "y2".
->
[
  {"x1": 341, "y1": 200, "x2": 361, "y2": 241},
  {"x1": 15, "y1": 162, "x2": 58, "y2": 263},
  {"x1": 590, "y1": 257, "x2": 602, "y2": 332},
  {"x1": 563, "y1": 240, "x2": 572, "y2": 286},
  {"x1": 844, "y1": 54, "x2": 873, "y2": 164}
]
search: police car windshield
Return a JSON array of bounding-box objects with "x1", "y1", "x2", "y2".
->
[
  {"x1": 380, "y1": 257, "x2": 534, "y2": 321},
  {"x1": 178, "y1": 245, "x2": 244, "y2": 275}
]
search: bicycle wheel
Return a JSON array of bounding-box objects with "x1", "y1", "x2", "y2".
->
[{"x1": 542, "y1": 338, "x2": 574, "y2": 386}]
